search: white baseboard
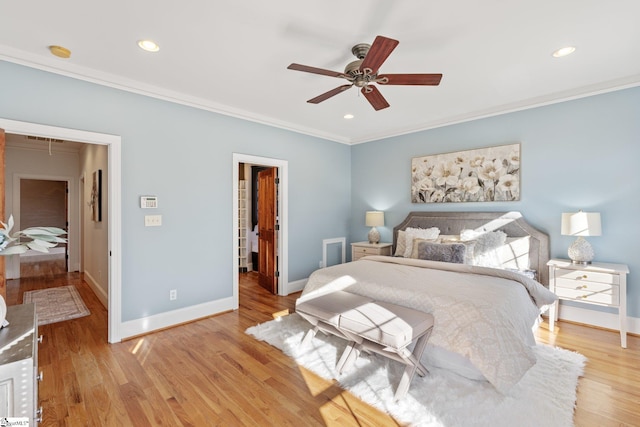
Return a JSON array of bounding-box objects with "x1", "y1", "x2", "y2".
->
[
  {"x1": 557, "y1": 303, "x2": 640, "y2": 335},
  {"x1": 283, "y1": 278, "x2": 307, "y2": 296},
  {"x1": 83, "y1": 270, "x2": 108, "y2": 309},
  {"x1": 119, "y1": 297, "x2": 236, "y2": 341}
]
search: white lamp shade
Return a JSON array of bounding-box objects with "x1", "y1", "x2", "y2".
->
[
  {"x1": 561, "y1": 212, "x2": 602, "y2": 236},
  {"x1": 365, "y1": 211, "x2": 384, "y2": 227}
]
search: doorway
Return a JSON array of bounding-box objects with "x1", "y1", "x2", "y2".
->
[
  {"x1": 19, "y1": 178, "x2": 68, "y2": 278},
  {"x1": 232, "y1": 154, "x2": 288, "y2": 308},
  {"x1": 0, "y1": 118, "x2": 123, "y2": 343}
]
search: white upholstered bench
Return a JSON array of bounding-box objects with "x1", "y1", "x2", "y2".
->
[{"x1": 296, "y1": 291, "x2": 434, "y2": 400}]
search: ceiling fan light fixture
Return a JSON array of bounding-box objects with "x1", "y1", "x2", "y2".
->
[
  {"x1": 343, "y1": 114, "x2": 354, "y2": 119},
  {"x1": 138, "y1": 39, "x2": 160, "y2": 52},
  {"x1": 552, "y1": 46, "x2": 576, "y2": 58}
]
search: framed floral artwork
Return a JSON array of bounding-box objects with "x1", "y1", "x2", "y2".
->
[{"x1": 411, "y1": 143, "x2": 520, "y2": 203}]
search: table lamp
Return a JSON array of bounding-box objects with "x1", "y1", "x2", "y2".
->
[
  {"x1": 561, "y1": 211, "x2": 601, "y2": 264},
  {"x1": 365, "y1": 211, "x2": 384, "y2": 244}
]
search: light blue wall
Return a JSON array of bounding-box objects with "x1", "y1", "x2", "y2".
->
[
  {"x1": 0, "y1": 61, "x2": 351, "y2": 322},
  {"x1": 351, "y1": 87, "x2": 640, "y2": 318},
  {"x1": 3, "y1": 59, "x2": 638, "y2": 321}
]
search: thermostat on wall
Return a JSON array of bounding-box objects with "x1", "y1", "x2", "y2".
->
[{"x1": 140, "y1": 196, "x2": 158, "y2": 209}]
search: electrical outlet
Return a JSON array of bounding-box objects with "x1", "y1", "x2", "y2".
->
[
  {"x1": 319, "y1": 260, "x2": 323, "y2": 268},
  {"x1": 169, "y1": 289, "x2": 177, "y2": 301}
]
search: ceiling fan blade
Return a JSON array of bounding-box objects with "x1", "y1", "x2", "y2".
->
[
  {"x1": 377, "y1": 73, "x2": 443, "y2": 86},
  {"x1": 287, "y1": 63, "x2": 345, "y2": 78},
  {"x1": 307, "y1": 84, "x2": 353, "y2": 104},
  {"x1": 359, "y1": 36, "x2": 399, "y2": 75},
  {"x1": 361, "y1": 86, "x2": 390, "y2": 111}
]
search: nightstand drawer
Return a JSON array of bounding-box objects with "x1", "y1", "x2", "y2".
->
[
  {"x1": 351, "y1": 242, "x2": 393, "y2": 261},
  {"x1": 354, "y1": 247, "x2": 382, "y2": 258},
  {"x1": 554, "y1": 268, "x2": 619, "y2": 285},
  {"x1": 555, "y1": 283, "x2": 619, "y2": 306}
]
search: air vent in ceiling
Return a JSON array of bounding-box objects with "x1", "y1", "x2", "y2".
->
[{"x1": 26, "y1": 135, "x2": 65, "y2": 143}]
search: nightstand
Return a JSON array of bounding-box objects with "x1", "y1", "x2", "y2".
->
[
  {"x1": 351, "y1": 241, "x2": 392, "y2": 261},
  {"x1": 547, "y1": 259, "x2": 629, "y2": 348}
]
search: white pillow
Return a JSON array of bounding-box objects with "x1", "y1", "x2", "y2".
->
[
  {"x1": 394, "y1": 230, "x2": 407, "y2": 257},
  {"x1": 403, "y1": 227, "x2": 440, "y2": 258},
  {"x1": 460, "y1": 229, "x2": 507, "y2": 267}
]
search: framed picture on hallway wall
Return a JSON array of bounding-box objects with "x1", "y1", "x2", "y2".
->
[
  {"x1": 91, "y1": 169, "x2": 102, "y2": 222},
  {"x1": 411, "y1": 143, "x2": 521, "y2": 203}
]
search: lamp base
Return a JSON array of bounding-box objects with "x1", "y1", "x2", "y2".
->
[
  {"x1": 567, "y1": 236, "x2": 594, "y2": 264},
  {"x1": 368, "y1": 227, "x2": 380, "y2": 244}
]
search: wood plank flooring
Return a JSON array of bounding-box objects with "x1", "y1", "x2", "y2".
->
[{"x1": 5, "y1": 267, "x2": 640, "y2": 426}]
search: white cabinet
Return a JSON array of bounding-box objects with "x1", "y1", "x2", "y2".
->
[
  {"x1": 0, "y1": 303, "x2": 41, "y2": 423},
  {"x1": 547, "y1": 259, "x2": 629, "y2": 348}
]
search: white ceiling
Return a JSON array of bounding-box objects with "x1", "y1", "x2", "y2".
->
[{"x1": 1, "y1": 1, "x2": 639, "y2": 145}]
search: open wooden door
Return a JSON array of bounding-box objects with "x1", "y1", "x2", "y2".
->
[
  {"x1": 0, "y1": 128, "x2": 5, "y2": 300},
  {"x1": 257, "y1": 167, "x2": 278, "y2": 294}
]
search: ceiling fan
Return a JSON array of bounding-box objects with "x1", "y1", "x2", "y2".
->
[{"x1": 287, "y1": 35, "x2": 442, "y2": 111}]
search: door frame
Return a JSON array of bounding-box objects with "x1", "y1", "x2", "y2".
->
[
  {"x1": 232, "y1": 153, "x2": 288, "y2": 302},
  {"x1": 0, "y1": 118, "x2": 123, "y2": 343}
]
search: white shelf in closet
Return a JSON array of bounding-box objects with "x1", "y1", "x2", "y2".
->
[{"x1": 238, "y1": 180, "x2": 249, "y2": 272}]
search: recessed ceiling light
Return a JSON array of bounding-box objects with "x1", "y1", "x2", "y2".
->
[
  {"x1": 344, "y1": 114, "x2": 354, "y2": 119},
  {"x1": 552, "y1": 46, "x2": 576, "y2": 58},
  {"x1": 138, "y1": 39, "x2": 160, "y2": 52},
  {"x1": 49, "y1": 45, "x2": 71, "y2": 59}
]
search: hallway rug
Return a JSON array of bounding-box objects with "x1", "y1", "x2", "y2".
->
[
  {"x1": 23, "y1": 285, "x2": 90, "y2": 325},
  {"x1": 246, "y1": 313, "x2": 586, "y2": 427}
]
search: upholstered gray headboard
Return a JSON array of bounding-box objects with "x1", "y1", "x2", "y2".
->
[{"x1": 392, "y1": 211, "x2": 550, "y2": 286}]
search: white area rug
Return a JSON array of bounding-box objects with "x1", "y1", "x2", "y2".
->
[
  {"x1": 23, "y1": 285, "x2": 90, "y2": 325},
  {"x1": 246, "y1": 313, "x2": 586, "y2": 427}
]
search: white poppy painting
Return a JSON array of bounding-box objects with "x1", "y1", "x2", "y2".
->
[{"x1": 411, "y1": 143, "x2": 521, "y2": 203}]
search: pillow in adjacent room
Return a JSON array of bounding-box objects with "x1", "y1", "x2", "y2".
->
[
  {"x1": 403, "y1": 227, "x2": 441, "y2": 258},
  {"x1": 417, "y1": 241, "x2": 467, "y2": 264}
]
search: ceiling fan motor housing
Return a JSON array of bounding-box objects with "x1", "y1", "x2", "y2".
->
[{"x1": 287, "y1": 35, "x2": 442, "y2": 111}]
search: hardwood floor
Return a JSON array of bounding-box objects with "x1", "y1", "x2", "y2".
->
[{"x1": 5, "y1": 267, "x2": 640, "y2": 426}]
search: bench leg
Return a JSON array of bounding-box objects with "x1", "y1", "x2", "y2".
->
[
  {"x1": 393, "y1": 329, "x2": 432, "y2": 400},
  {"x1": 336, "y1": 341, "x2": 358, "y2": 374},
  {"x1": 301, "y1": 326, "x2": 319, "y2": 347}
]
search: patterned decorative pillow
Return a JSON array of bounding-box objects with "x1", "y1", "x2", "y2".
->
[
  {"x1": 403, "y1": 227, "x2": 440, "y2": 258},
  {"x1": 394, "y1": 230, "x2": 407, "y2": 257},
  {"x1": 417, "y1": 241, "x2": 467, "y2": 264}
]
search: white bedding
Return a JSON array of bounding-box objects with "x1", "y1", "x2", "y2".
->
[{"x1": 299, "y1": 255, "x2": 557, "y2": 392}]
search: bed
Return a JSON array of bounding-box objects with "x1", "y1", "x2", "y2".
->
[{"x1": 298, "y1": 211, "x2": 557, "y2": 393}]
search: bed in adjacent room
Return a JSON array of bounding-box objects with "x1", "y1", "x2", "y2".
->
[{"x1": 297, "y1": 211, "x2": 557, "y2": 393}]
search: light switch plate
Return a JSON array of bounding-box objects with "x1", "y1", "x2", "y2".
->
[{"x1": 144, "y1": 215, "x2": 162, "y2": 227}]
